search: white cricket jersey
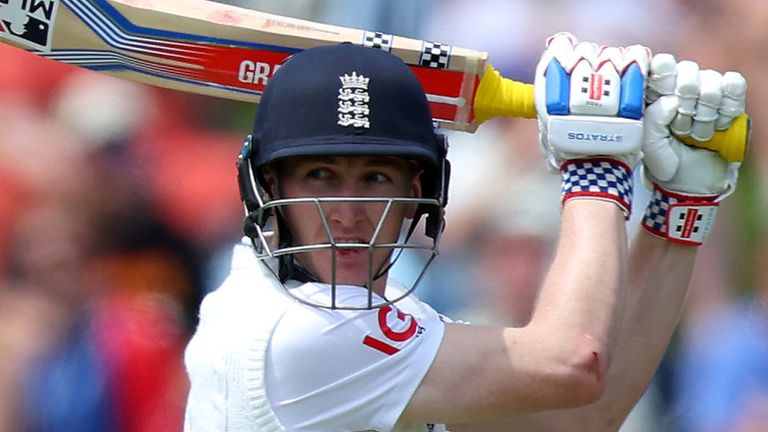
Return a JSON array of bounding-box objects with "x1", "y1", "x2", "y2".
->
[{"x1": 184, "y1": 238, "x2": 447, "y2": 432}]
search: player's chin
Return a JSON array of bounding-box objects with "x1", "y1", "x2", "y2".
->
[{"x1": 331, "y1": 252, "x2": 376, "y2": 285}]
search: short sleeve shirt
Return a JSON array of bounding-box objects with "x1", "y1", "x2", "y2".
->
[
  {"x1": 266, "y1": 281, "x2": 447, "y2": 431},
  {"x1": 184, "y1": 239, "x2": 447, "y2": 432}
]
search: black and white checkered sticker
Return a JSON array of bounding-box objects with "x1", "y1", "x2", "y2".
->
[
  {"x1": 420, "y1": 41, "x2": 451, "y2": 69},
  {"x1": 362, "y1": 31, "x2": 393, "y2": 52}
]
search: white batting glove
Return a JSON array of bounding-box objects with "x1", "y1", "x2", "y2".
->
[
  {"x1": 641, "y1": 53, "x2": 747, "y2": 245},
  {"x1": 534, "y1": 32, "x2": 651, "y2": 217}
]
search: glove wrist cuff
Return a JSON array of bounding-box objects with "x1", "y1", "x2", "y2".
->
[
  {"x1": 641, "y1": 183, "x2": 719, "y2": 246},
  {"x1": 560, "y1": 158, "x2": 634, "y2": 218}
]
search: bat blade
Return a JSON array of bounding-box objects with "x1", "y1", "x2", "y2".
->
[
  {"x1": 0, "y1": 0, "x2": 491, "y2": 131},
  {"x1": 0, "y1": 0, "x2": 749, "y2": 160}
]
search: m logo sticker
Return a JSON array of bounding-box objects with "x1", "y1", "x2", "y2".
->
[{"x1": 0, "y1": 0, "x2": 60, "y2": 51}]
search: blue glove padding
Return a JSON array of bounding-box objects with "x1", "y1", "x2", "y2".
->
[{"x1": 534, "y1": 32, "x2": 651, "y2": 171}]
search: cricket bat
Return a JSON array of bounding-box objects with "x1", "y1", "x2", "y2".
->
[{"x1": 0, "y1": 0, "x2": 748, "y2": 161}]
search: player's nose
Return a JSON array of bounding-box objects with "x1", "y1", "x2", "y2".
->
[{"x1": 324, "y1": 198, "x2": 367, "y2": 228}]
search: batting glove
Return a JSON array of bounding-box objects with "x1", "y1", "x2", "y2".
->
[
  {"x1": 534, "y1": 32, "x2": 651, "y2": 217},
  {"x1": 641, "y1": 53, "x2": 748, "y2": 245}
]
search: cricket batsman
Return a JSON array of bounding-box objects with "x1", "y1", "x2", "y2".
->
[{"x1": 183, "y1": 33, "x2": 747, "y2": 431}]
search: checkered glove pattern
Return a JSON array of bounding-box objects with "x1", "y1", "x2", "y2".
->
[
  {"x1": 561, "y1": 158, "x2": 633, "y2": 217},
  {"x1": 642, "y1": 184, "x2": 719, "y2": 246}
]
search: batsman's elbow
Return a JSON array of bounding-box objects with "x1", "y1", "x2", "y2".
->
[
  {"x1": 528, "y1": 333, "x2": 610, "y2": 409},
  {"x1": 558, "y1": 337, "x2": 610, "y2": 407},
  {"x1": 563, "y1": 349, "x2": 609, "y2": 406}
]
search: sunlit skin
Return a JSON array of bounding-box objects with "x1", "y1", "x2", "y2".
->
[{"x1": 262, "y1": 155, "x2": 422, "y2": 296}]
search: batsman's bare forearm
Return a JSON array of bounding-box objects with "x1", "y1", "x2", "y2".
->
[
  {"x1": 529, "y1": 199, "x2": 629, "y2": 383},
  {"x1": 451, "y1": 230, "x2": 696, "y2": 431},
  {"x1": 407, "y1": 200, "x2": 630, "y2": 424},
  {"x1": 587, "y1": 230, "x2": 697, "y2": 426}
]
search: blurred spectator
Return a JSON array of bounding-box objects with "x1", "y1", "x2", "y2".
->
[
  {"x1": 1, "y1": 193, "x2": 198, "y2": 432},
  {"x1": 0, "y1": 198, "x2": 93, "y2": 432},
  {"x1": 389, "y1": 118, "x2": 560, "y2": 316},
  {"x1": 454, "y1": 227, "x2": 552, "y2": 327},
  {"x1": 0, "y1": 46, "x2": 239, "y2": 431},
  {"x1": 440, "y1": 119, "x2": 558, "y2": 325}
]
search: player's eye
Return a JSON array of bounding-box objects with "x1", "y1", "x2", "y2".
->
[
  {"x1": 364, "y1": 172, "x2": 392, "y2": 184},
  {"x1": 306, "y1": 168, "x2": 333, "y2": 181}
]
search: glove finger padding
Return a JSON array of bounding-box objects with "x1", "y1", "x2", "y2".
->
[
  {"x1": 670, "y1": 60, "x2": 700, "y2": 136},
  {"x1": 534, "y1": 32, "x2": 650, "y2": 171},
  {"x1": 641, "y1": 58, "x2": 747, "y2": 246},
  {"x1": 716, "y1": 71, "x2": 748, "y2": 130},
  {"x1": 691, "y1": 69, "x2": 723, "y2": 141},
  {"x1": 643, "y1": 99, "x2": 732, "y2": 196},
  {"x1": 646, "y1": 54, "x2": 748, "y2": 142},
  {"x1": 646, "y1": 53, "x2": 677, "y2": 103}
]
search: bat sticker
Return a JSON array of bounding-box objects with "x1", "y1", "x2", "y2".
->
[
  {"x1": 0, "y1": 0, "x2": 60, "y2": 51},
  {"x1": 362, "y1": 31, "x2": 393, "y2": 52},
  {"x1": 420, "y1": 41, "x2": 451, "y2": 69}
]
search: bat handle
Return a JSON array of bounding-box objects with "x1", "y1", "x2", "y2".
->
[
  {"x1": 473, "y1": 66, "x2": 537, "y2": 122},
  {"x1": 472, "y1": 67, "x2": 749, "y2": 163},
  {"x1": 677, "y1": 113, "x2": 750, "y2": 163}
]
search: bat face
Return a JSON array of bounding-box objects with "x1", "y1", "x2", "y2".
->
[
  {"x1": 0, "y1": 0, "x2": 747, "y2": 161},
  {"x1": 0, "y1": 0, "x2": 300, "y2": 99},
  {"x1": 0, "y1": 0, "x2": 490, "y2": 131}
]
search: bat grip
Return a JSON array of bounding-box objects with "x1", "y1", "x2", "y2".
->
[
  {"x1": 472, "y1": 68, "x2": 749, "y2": 162},
  {"x1": 677, "y1": 113, "x2": 750, "y2": 163},
  {"x1": 473, "y1": 66, "x2": 536, "y2": 122}
]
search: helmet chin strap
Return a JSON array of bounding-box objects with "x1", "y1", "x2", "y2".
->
[
  {"x1": 274, "y1": 211, "x2": 319, "y2": 284},
  {"x1": 281, "y1": 258, "x2": 319, "y2": 284}
]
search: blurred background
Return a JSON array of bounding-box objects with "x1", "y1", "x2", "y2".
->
[{"x1": 1, "y1": 0, "x2": 766, "y2": 431}]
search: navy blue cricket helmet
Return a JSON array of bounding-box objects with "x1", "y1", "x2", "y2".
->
[{"x1": 236, "y1": 44, "x2": 451, "y2": 308}]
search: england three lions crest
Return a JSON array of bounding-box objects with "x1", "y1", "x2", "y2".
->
[
  {"x1": 338, "y1": 71, "x2": 371, "y2": 128},
  {"x1": 0, "y1": 0, "x2": 61, "y2": 51}
]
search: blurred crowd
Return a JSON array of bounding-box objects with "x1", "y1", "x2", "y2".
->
[
  {"x1": 1, "y1": 0, "x2": 766, "y2": 431},
  {"x1": 0, "y1": 35, "x2": 249, "y2": 430}
]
